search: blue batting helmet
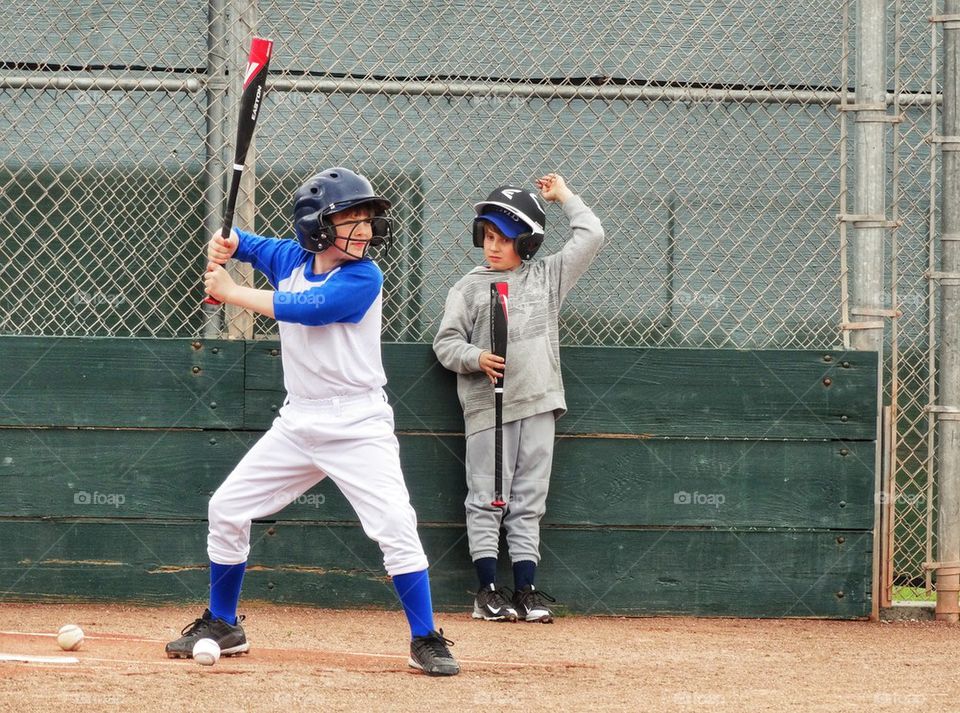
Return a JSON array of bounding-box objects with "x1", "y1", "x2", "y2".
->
[
  {"x1": 472, "y1": 185, "x2": 546, "y2": 260},
  {"x1": 293, "y1": 167, "x2": 392, "y2": 253}
]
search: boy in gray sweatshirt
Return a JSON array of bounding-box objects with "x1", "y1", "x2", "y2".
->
[{"x1": 433, "y1": 173, "x2": 604, "y2": 622}]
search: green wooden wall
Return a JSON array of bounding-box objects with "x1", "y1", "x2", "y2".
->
[{"x1": 0, "y1": 337, "x2": 878, "y2": 618}]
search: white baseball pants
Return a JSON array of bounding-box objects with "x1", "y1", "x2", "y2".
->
[{"x1": 206, "y1": 389, "x2": 429, "y2": 576}]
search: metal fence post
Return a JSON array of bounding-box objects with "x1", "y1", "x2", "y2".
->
[
  {"x1": 850, "y1": 1, "x2": 889, "y2": 355},
  {"x1": 202, "y1": 0, "x2": 227, "y2": 339},
  {"x1": 850, "y1": 0, "x2": 889, "y2": 618},
  {"x1": 935, "y1": 2, "x2": 960, "y2": 623},
  {"x1": 223, "y1": 0, "x2": 257, "y2": 339}
]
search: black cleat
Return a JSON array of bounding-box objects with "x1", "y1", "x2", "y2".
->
[
  {"x1": 165, "y1": 609, "x2": 249, "y2": 658},
  {"x1": 512, "y1": 585, "x2": 556, "y2": 623},
  {"x1": 408, "y1": 629, "x2": 460, "y2": 676},
  {"x1": 472, "y1": 584, "x2": 519, "y2": 622}
]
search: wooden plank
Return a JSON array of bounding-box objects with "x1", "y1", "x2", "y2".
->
[
  {"x1": 0, "y1": 430, "x2": 873, "y2": 529},
  {"x1": 0, "y1": 521, "x2": 871, "y2": 618},
  {"x1": 537, "y1": 527, "x2": 873, "y2": 618},
  {"x1": 560, "y1": 348, "x2": 878, "y2": 439},
  {"x1": 547, "y1": 436, "x2": 875, "y2": 530},
  {"x1": 0, "y1": 337, "x2": 244, "y2": 429},
  {"x1": 0, "y1": 429, "x2": 256, "y2": 520},
  {"x1": 0, "y1": 338, "x2": 876, "y2": 438},
  {"x1": 242, "y1": 341, "x2": 879, "y2": 439}
]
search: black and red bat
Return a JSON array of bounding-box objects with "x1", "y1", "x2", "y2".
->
[
  {"x1": 204, "y1": 36, "x2": 274, "y2": 306},
  {"x1": 490, "y1": 281, "x2": 509, "y2": 508}
]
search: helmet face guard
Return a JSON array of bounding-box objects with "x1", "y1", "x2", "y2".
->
[
  {"x1": 293, "y1": 167, "x2": 393, "y2": 256},
  {"x1": 296, "y1": 211, "x2": 394, "y2": 257},
  {"x1": 472, "y1": 186, "x2": 546, "y2": 260}
]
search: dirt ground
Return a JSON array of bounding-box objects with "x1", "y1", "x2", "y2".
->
[{"x1": 0, "y1": 602, "x2": 957, "y2": 712}]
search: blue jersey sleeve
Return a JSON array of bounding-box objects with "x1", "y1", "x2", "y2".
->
[
  {"x1": 233, "y1": 229, "x2": 308, "y2": 287},
  {"x1": 273, "y1": 260, "x2": 383, "y2": 327}
]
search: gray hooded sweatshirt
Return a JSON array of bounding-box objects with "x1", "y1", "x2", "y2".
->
[{"x1": 433, "y1": 195, "x2": 605, "y2": 436}]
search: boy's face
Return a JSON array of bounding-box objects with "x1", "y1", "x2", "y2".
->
[
  {"x1": 329, "y1": 204, "x2": 377, "y2": 260},
  {"x1": 482, "y1": 222, "x2": 522, "y2": 271}
]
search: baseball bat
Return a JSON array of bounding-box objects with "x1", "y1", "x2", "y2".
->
[
  {"x1": 203, "y1": 36, "x2": 274, "y2": 306},
  {"x1": 490, "y1": 281, "x2": 509, "y2": 508}
]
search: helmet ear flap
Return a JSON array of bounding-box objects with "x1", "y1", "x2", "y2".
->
[
  {"x1": 515, "y1": 232, "x2": 544, "y2": 260},
  {"x1": 472, "y1": 219, "x2": 486, "y2": 248},
  {"x1": 369, "y1": 215, "x2": 393, "y2": 248},
  {"x1": 296, "y1": 212, "x2": 330, "y2": 253},
  {"x1": 315, "y1": 221, "x2": 337, "y2": 251}
]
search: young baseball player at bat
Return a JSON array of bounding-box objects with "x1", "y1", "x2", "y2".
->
[
  {"x1": 433, "y1": 173, "x2": 604, "y2": 622},
  {"x1": 166, "y1": 167, "x2": 459, "y2": 676}
]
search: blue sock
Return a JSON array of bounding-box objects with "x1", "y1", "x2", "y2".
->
[
  {"x1": 393, "y1": 569, "x2": 435, "y2": 638},
  {"x1": 209, "y1": 561, "x2": 246, "y2": 625},
  {"x1": 474, "y1": 557, "x2": 498, "y2": 588},
  {"x1": 513, "y1": 560, "x2": 536, "y2": 591}
]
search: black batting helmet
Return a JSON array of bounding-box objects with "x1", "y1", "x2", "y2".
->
[
  {"x1": 293, "y1": 167, "x2": 393, "y2": 254},
  {"x1": 473, "y1": 185, "x2": 546, "y2": 260}
]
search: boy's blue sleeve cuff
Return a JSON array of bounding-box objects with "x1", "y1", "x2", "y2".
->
[{"x1": 232, "y1": 229, "x2": 259, "y2": 263}]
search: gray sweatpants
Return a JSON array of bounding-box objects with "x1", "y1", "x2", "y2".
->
[{"x1": 464, "y1": 411, "x2": 556, "y2": 564}]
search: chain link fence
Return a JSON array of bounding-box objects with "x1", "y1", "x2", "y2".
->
[
  {"x1": 0, "y1": 1, "x2": 945, "y2": 601},
  {"x1": 886, "y1": 1, "x2": 939, "y2": 603},
  {"x1": 2, "y1": 0, "x2": 849, "y2": 347}
]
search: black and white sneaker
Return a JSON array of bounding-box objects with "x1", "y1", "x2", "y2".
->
[
  {"x1": 165, "y1": 608, "x2": 250, "y2": 658},
  {"x1": 512, "y1": 585, "x2": 556, "y2": 623},
  {"x1": 472, "y1": 584, "x2": 519, "y2": 622},
  {"x1": 409, "y1": 629, "x2": 460, "y2": 676}
]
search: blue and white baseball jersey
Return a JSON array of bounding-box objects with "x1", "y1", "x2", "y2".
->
[{"x1": 234, "y1": 229, "x2": 386, "y2": 400}]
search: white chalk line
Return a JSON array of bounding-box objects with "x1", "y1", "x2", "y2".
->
[
  {"x1": 0, "y1": 630, "x2": 164, "y2": 644},
  {"x1": 0, "y1": 653, "x2": 79, "y2": 664}
]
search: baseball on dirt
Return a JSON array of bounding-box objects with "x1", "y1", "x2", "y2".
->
[
  {"x1": 192, "y1": 638, "x2": 220, "y2": 666},
  {"x1": 56, "y1": 624, "x2": 84, "y2": 651}
]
